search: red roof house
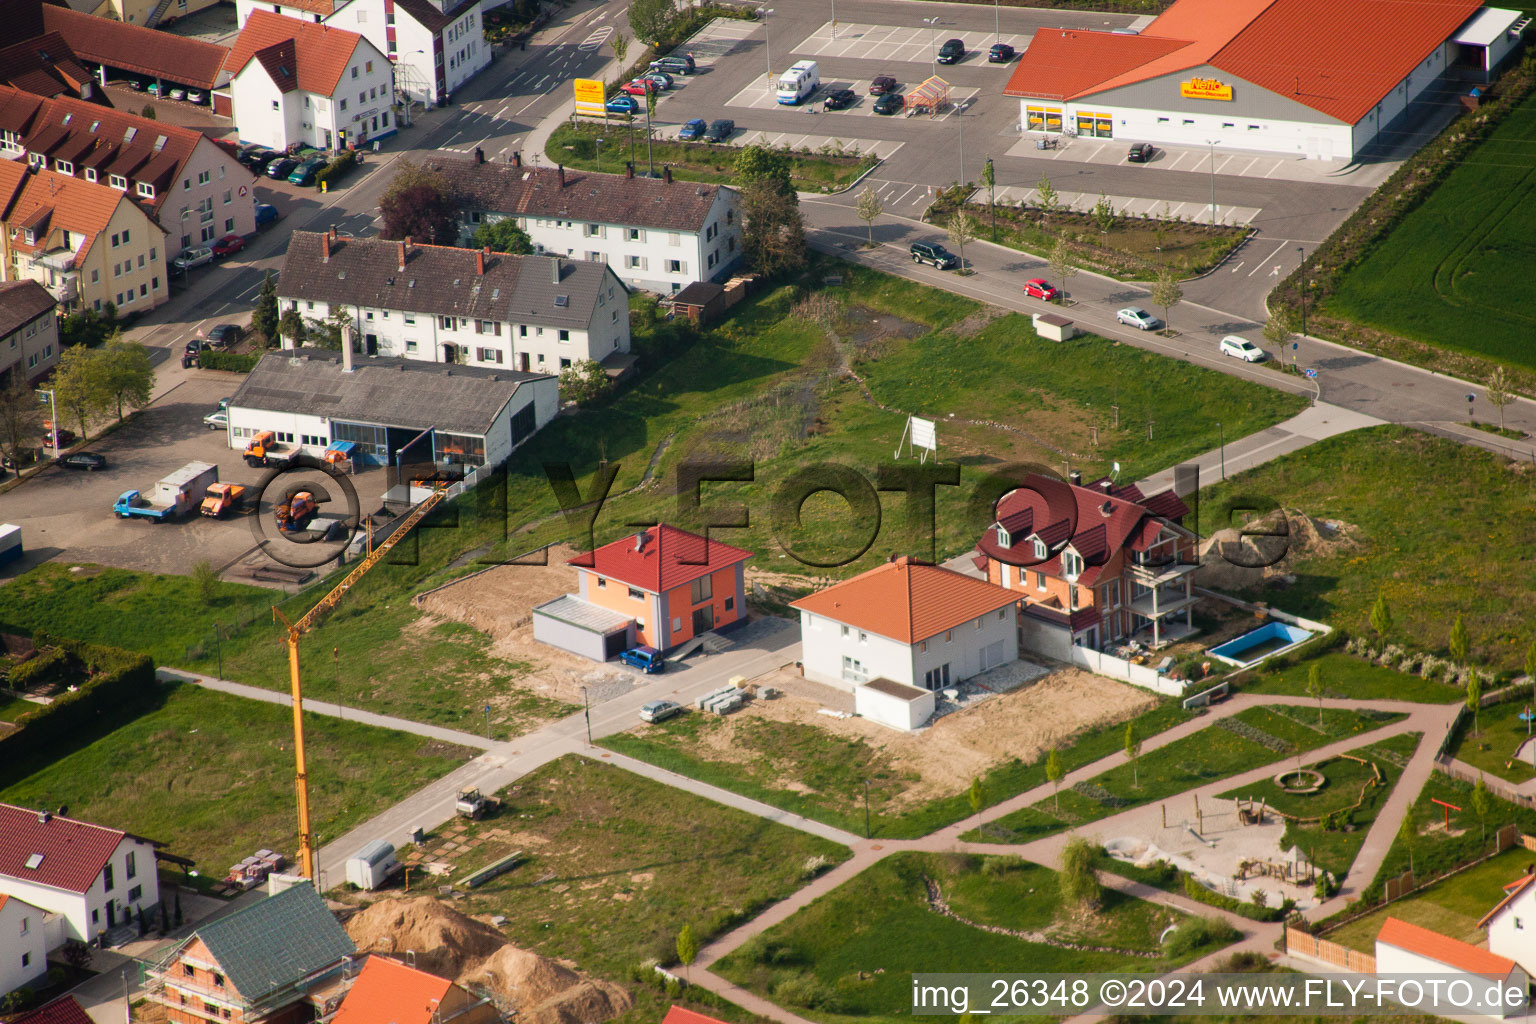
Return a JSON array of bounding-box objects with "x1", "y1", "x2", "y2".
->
[
  {"x1": 12, "y1": 996, "x2": 95, "y2": 1024},
  {"x1": 1376, "y1": 916, "x2": 1527, "y2": 996},
  {"x1": 333, "y1": 956, "x2": 497, "y2": 1024},
  {"x1": 662, "y1": 1009, "x2": 731, "y2": 1024}
]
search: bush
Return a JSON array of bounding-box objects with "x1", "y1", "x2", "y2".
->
[
  {"x1": 772, "y1": 973, "x2": 840, "y2": 1011},
  {"x1": 315, "y1": 149, "x2": 359, "y2": 189},
  {"x1": 1182, "y1": 872, "x2": 1292, "y2": 922},
  {"x1": 2, "y1": 638, "x2": 156, "y2": 764},
  {"x1": 197, "y1": 351, "x2": 259, "y2": 373},
  {"x1": 1165, "y1": 916, "x2": 1239, "y2": 957},
  {"x1": 8, "y1": 645, "x2": 73, "y2": 689}
]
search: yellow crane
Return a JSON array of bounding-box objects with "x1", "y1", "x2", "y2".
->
[{"x1": 273, "y1": 486, "x2": 450, "y2": 881}]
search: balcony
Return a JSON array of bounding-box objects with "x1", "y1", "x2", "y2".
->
[
  {"x1": 29, "y1": 249, "x2": 77, "y2": 274},
  {"x1": 1128, "y1": 584, "x2": 1197, "y2": 620},
  {"x1": 1128, "y1": 558, "x2": 1198, "y2": 587}
]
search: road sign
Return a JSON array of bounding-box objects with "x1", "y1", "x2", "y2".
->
[
  {"x1": 1304, "y1": 368, "x2": 1317, "y2": 379},
  {"x1": 238, "y1": 185, "x2": 248, "y2": 197},
  {"x1": 574, "y1": 78, "x2": 605, "y2": 118},
  {"x1": 896, "y1": 415, "x2": 937, "y2": 463}
]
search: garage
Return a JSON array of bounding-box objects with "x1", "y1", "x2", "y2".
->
[
  {"x1": 855, "y1": 678, "x2": 937, "y2": 732},
  {"x1": 531, "y1": 595, "x2": 634, "y2": 663}
]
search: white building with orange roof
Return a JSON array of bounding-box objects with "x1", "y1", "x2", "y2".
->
[
  {"x1": 1375, "y1": 916, "x2": 1529, "y2": 1017},
  {"x1": 1480, "y1": 869, "x2": 1536, "y2": 974}
]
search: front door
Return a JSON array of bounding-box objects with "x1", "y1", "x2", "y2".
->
[
  {"x1": 365, "y1": 333, "x2": 378, "y2": 355},
  {"x1": 443, "y1": 343, "x2": 458, "y2": 364},
  {"x1": 518, "y1": 352, "x2": 530, "y2": 372},
  {"x1": 106, "y1": 901, "x2": 115, "y2": 927},
  {"x1": 692, "y1": 605, "x2": 713, "y2": 635}
]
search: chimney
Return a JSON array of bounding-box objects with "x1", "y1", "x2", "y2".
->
[
  {"x1": 398, "y1": 239, "x2": 406, "y2": 271},
  {"x1": 475, "y1": 249, "x2": 484, "y2": 275},
  {"x1": 557, "y1": 164, "x2": 565, "y2": 188},
  {"x1": 634, "y1": 531, "x2": 648, "y2": 552},
  {"x1": 1100, "y1": 500, "x2": 1113, "y2": 518},
  {"x1": 329, "y1": 225, "x2": 338, "y2": 243},
  {"x1": 551, "y1": 257, "x2": 560, "y2": 284},
  {"x1": 625, "y1": 162, "x2": 633, "y2": 179},
  {"x1": 512, "y1": 151, "x2": 522, "y2": 168},
  {"x1": 474, "y1": 146, "x2": 485, "y2": 164},
  {"x1": 321, "y1": 232, "x2": 330, "y2": 262},
  {"x1": 1069, "y1": 470, "x2": 1081, "y2": 486},
  {"x1": 37, "y1": 810, "x2": 50, "y2": 824},
  {"x1": 342, "y1": 329, "x2": 354, "y2": 372},
  {"x1": 663, "y1": 167, "x2": 672, "y2": 184}
]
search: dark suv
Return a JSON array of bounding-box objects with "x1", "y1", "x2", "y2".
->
[
  {"x1": 937, "y1": 38, "x2": 965, "y2": 64},
  {"x1": 988, "y1": 42, "x2": 1015, "y2": 62},
  {"x1": 910, "y1": 242, "x2": 958, "y2": 269}
]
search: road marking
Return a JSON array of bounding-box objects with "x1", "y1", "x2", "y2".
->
[
  {"x1": 497, "y1": 104, "x2": 510, "y2": 118},
  {"x1": 534, "y1": 75, "x2": 550, "y2": 90},
  {"x1": 1248, "y1": 239, "x2": 1288, "y2": 276},
  {"x1": 1228, "y1": 261, "x2": 1244, "y2": 274}
]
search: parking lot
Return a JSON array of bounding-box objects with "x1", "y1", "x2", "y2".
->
[
  {"x1": 989, "y1": 183, "x2": 1261, "y2": 227},
  {"x1": 722, "y1": 77, "x2": 981, "y2": 122},
  {"x1": 650, "y1": 122, "x2": 904, "y2": 159},
  {"x1": 787, "y1": 23, "x2": 1032, "y2": 65}
]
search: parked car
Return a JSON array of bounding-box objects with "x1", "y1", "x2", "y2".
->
[
  {"x1": 911, "y1": 241, "x2": 958, "y2": 269},
  {"x1": 650, "y1": 54, "x2": 695, "y2": 75},
  {"x1": 185, "y1": 338, "x2": 206, "y2": 359},
  {"x1": 265, "y1": 158, "x2": 299, "y2": 179},
  {"x1": 60, "y1": 452, "x2": 107, "y2": 471},
  {"x1": 169, "y1": 88, "x2": 187, "y2": 101},
  {"x1": 255, "y1": 203, "x2": 281, "y2": 228},
  {"x1": 1127, "y1": 142, "x2": 1155, "y2": 163},
  {"x1": 1022, "y1": 278, "x2": 1059, "y2": 301},
  {"x1": 619, "y1": 78, "x2": 656, "y2": 96},
  {"x1": 620, "y1": 646, "x2": 665, "y2": 673},
  {"x1": 145, "y1": 81, "x2": 162, "y2": 96},
  {"x1": 1117, "y1": 306, "x2": 1163, "y2": 330},
  {"x1": 287, "y1": 158, "x2": 326, "y2": 185},
  {"x1": 186, "y1": 89, "x2": 206, "y2": 104},
  {"x1": 704, "y1": 118, "x2": 734, "y2": 142},
  {"x1": 242, "y1": 149, "x2": 280, "y2": 172},
  {"x1": 822, "y1": 87, "x2": 857, "y2": 110},
  {"x1": 869, "y1": 75, "x2": 897, "y2": 94},
  {"x1": 172, "y1": 246, "x2": 214, "y2": 271},
  {"x1": 237, "y1": 143, "x2": 267, "y2": 162},
  {"x1": 605, "y1": 94, "x2": 639, "y2": 114},
  {"x1": 937, "y1": 38, "x2": 965, "y2": 63},
  {"x1": 122, "y1": 77, "x2": 145, "y2": 91},
  {"x1": 641, "y1": 71, "x2": 674, "y2": 90},
  {"x1": 41, "y1": 428, "x2": 76, "y2": 449},
  {"x1": 1220, "y1": 335, "x2": 1268, "y2": 362},
  {"x1": 677, "y1": 118, "x2": 708, "y2": 140},
  {"x1": 873, "y1": 92, "x2": 904, "y2": 115},
  {"x1": 203, "y1": 410, "x2": 229, "y2": 430},
  {"x1": 988, "y1": 42, "x2": 1015, "y2": 62},
  {"x1": 639, "y1": 700, "x2": 682, "y2": 722},
  {"x1": 207, "y1": 324, "x2": 244, "y2": 349},
  {"x1": 211, "y1": 234, "x2": 246, "y2": 257}
]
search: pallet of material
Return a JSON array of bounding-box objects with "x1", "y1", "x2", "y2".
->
[
  {"x1": 460, "y1": 850, "x2": 524, "y2": 889},
  {"x1": 695, "y1": 685, "x2": 736, "y2": 710}
]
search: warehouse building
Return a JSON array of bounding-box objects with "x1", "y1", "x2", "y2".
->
[{"x1": 1004, "y1": 0, "x2": 1528, "y2": 160}]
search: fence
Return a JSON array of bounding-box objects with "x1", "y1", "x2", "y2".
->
[
  {"x1": 1183, "y1": 681, "x2": 1229, "y2": 709},
  {"x1": 1434, "y1": 754, "x2": 1536, "y2": 808},
  {"x1": 1070, "y1": 646, "x2": 1186, "y2": 697},
  {"x1": 1285, "y1": 928, "x2": 1377, "y2": 972}
]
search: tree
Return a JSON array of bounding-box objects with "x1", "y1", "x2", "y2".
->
[
  {"x1": 1047, "y1": 239, "x2": 1078, "y2": 303},
  {"x1": 252, "y1": 270, "x2": 279, "y2": 344},
  {"x1": 1035, "y1": 174, "x2": 1058, "y2": 223},
  {"x1": 611, "y1": 32, "x2": 629, "y2": 68},
  {"x1": 675, "y1": 922, "x2": 698, "y2": 979},
  {"x1": 1150, "y1": 269, "x2": 1182, "y2": 335},
  {"x1": 306, "y1": 308, "x2": 354, "y2": 351},
  {"x1": 472, "y1": 218, "x2": 534, "y2": 255},
  {"x1": 101, "y1": 340, "x2": 154, "y2": 422},
  {"x1": 981, "y1": 157, "x2": 996, "y2": 242},
  {"x1": 1057, "y1": 836, "x2": 1100, "y2": 912},
  {"x1": 628, "y1": 0, "x2": 674, "y2": 46},
  {"x1": 279, "y1": 308, "x2": 307, "y2": 348},
  {"x1": 51, "y1": 344, "x2": 108, "y2": 439},
  {"x1": 1092, "y1": 192, "x2": 1116, "y2": 240},
  {"x1": 1527, "y1": 640, "x2": 1536, "y2": 704},
  {"x1": 1472, "y1": 774, "x2": 1491, "y2": 849},
  {"x1": 0, "y1": 368, "x2": 40, "y2": 467},
  {"x1": 741, "y1": 178, "x2": 805, "y2": 278},
  {"x1": 192, "y1": 560, "x2": 219, "y2": 604},
  {"x1": 967, "y1": 776, "x2": 985, "y2": 818},
  {"x1": 141, "y1": 104, "x2": 156, "y2": 120},
  {"x1": 1045, "y1": 746, "x2": 1063, "y2": 812},
  {"x1": 559, "y1": 359, "x2": 613, "y2": 406},
  {"x1": 1468, "y1": 670, "x2": 1483, "y2": 737},
  {"x1": 946, "y1": 209, "x2": 977, "y2": 274},
  {"x1": 1263, "y1": 308, "x2": 1297, "y2": 366},
  {"x1": 61, "y1": 939, "x2": 91, "y2": 970},
  {"x1": 1487, "y1": 365, "x2": 1515, "y2": 433},
  {"x1": 1124, "y1": 720, "x2": 1142, "y2": 788},
  {"x1": 734, "y1": 145, "x2": 794, "y2": 193},
  {"x1": 855, "y1": 184, "x2": 882, "y2": 246},
  {"x1": 1398, "y1": 807, "x2": 1417, "y2": 878},
  {"x1": 1305, "y1": 662, "x2": 1325, "y2": 726},
  {"x1": 1450, "y1": 613, "x2": 1470, "y2": 665},
  {"x1": 1369, "y1": 591, "x2": 1393, "y2": 648},
  {"x1": 379, "y1": 162, "x2": 459, "y2": 244}
]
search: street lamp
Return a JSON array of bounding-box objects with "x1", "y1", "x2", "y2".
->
[
  {"x1": 1297, "y1": 245, "x2": 1307, "y2": 339},
  {"x1": 830, "y1": 0, "x2": 836, "y2": 40},
  {"x1": 956, "y1": 99, "x2": 968, "y2": 183},
  {"x1": 35, "y1": 387, "x2": 57, "y2": 453},
  {"x1": 1204, "y1": 139, "x2": 1218, "y2": 226},
  {"x1": 864, "y1": 780, "x2": 871, "y2": 839},
  {"x1": 580, "y1": 685, "x2": 592, "y2": 746},
  {"x1": 594, "y1": 137, "x2": 604, "y2": 173},
  {"x1": 994, "y1": 0, "x2": 1000, "y2": 41},
  {"x1": 763, "y1": 9, "x2": 775, "y2": 87},
  {"x1": 924, "y1": 17, "x2": 940, "y2": 77},
  {"x1": 1217, "y1": 421, "x2": 1224, "y2": 480}
]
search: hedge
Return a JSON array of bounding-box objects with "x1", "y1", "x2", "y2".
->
[
  {"x1": 198, "y1": 351, "x2": 258, "y2": 372},
  {"x1": 315, "y1": 149, "x2": 358, "y2": 190},
  {"x1": 0, "y1": 634, "x2": 156, "y2": 767},
  {"x1": 1182, "y1": 871, "x2": 1294, "y2": 922}
]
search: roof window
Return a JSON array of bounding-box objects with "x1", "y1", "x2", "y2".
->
[
  {"x1": 554, "y1": 295, "x2": 569, "y2": 307},
  {"x1": 25, "y1": 853, "x2": 44, "y2": 869},
  {"x1": 123, "y1": 127, "x2": 137, "y2": 143}
]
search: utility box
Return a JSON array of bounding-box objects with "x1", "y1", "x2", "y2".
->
[
  {"x1": 1032, "y1": 313, "x2": 1079, "y2": 342},
  {"x1": 0, "y1": 524, "x2": 21, "y2": 567},
  {"x1": 345, "y1": 840, "x2": 399, "y2": 890}
]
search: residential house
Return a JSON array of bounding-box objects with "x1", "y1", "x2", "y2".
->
[
  {"x1": 1480, "y1": 870, "x2": 1536, "y2": 974},
  {"x1": 227, "y1": 346, "x2": 557, "y2": 469},
  {"x1": 661, "y1": 1010, "x2": 730, "y2": 1024},
  {"x1": 225, "y1": 11, "x2": 394, "y2": 152},
  {"x1": 0, "y1": 29, "x2": 110, "y2": 105},
  {"x1": 0, "y1": 160, "x2": 168, "y2": 314},
  {"x1": 975, "y1": 472, "x2": 1197, "y2": 658},
  {"x1": 147, "y1": 881, "x2": 356, "y2": 1024},
  {"x1": 1376, "y1": 916, "x2": 1528, "y2": 1017},
  {"x1": 533, "y1": 525, "x2": 753, "y2": 661},
  {"x1": 332, "y1": 956, "x2": 498, "y2": 1024},
  {"x1": 88, "y1": 0, "x2": 224, "y2": 31},
  {"x1": 13, "y1": 997, "x2": 96, "y2": 1024},
  {"x1": 0, "y1": 803, "x2": 161, "y2": 946},
  {"x1": 0, "y1": 86, "x2": 253, "y2": 255},
  {"x1": 0, "y1": 894, "x2": 49, "y2": 999},
  {"x1": 232, "y1": 0, "x2": 487, "y2": 110},
  {"x1": 276, "y1": 228, "x2": 630, "y2": 373},
  {"x1": 425, "y1": 155, "x2": 743, "y2": 294},
  {"x1": 41, "y1": 6, "x2": 234, "y2": 110},
  {"x1": 0, "y1": 279, "x2": 59, "y2": 382}
]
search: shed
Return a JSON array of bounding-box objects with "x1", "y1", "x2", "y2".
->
[
  {"x1": 671, "y1": 282, "x2": 728, "y2": 325},
  {"x1": 856, "y1": 678, "x2": 936, "y2": 732},
  {"x1": 343, "y1": 840, "x2": 397, "y2": 890},
  {"x1": 906, "y1": 76, "x2": 951, "y2": 116},
  {"x1": 531, "y1": 595, "x2": 634, "y2": 662},
  {"x1": 1376, "y1": 916, "x2": 1529, "y2": 1018},
  {"x1": 1032, "y1": 312, "x2": 1079, "y2": 342}
]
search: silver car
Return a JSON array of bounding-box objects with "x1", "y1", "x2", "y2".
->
[
  {"x1": 203, "y1": 410, "x2": 229, "y2": 430},
  {"x1": 1117, "y1": 306, "x2": 1163, "y2": 331},
  {"x1": 173, "y1": 246, "x2": 214, "y2": 271},
  {"x1": 639, "y1": 700, "x2": 682, "y2": 723}
]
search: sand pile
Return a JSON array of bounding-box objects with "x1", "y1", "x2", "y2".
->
[
  {"x1": 1195, "y1": 508, "x2": 1361, "y2": 592},
  {"x1": 343, "y1": 897, "x2": 631, "y2": 1024}
]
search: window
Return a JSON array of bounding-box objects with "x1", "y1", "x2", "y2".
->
[
  {"x1": 198, "y1": 170, "x2": 210, "y2": 186},
  {"x1": 975, "y1": 617, "x2": 983, "y2": 630},
  {"x1": 223, "y1": 189, "x2": 233, "y2": 205},
  {"x1": 128, "y1": 884, "x2": 142, "y2": 903},
  {"x1": 997, "y1": 609, "x2": 1006, "y2": 621},
  {"x1": 1518, "y1": 918, "x2": 1526, "y2": 930},
  {"x1": 352, "y1": 66, "x2": 359, "y2": 78},
  {"x1": 57, "y1": 161, "x2": 73, "y2": 175},
  {"x1": 137, "y1": 182, "x2": 154, "y2": 198},
  {"x1": 627, "y1": 587, "x2": 644, "y2": 601},
  {"x1": 85, "y1": 169, "x2": 97, "y2": 183},
  {"x1": 1062, "y1": 550, "x2": 1083, "y2": 579},
  {"x1": 151, "y1": 247, "x2": 157, "y2": 261},
  {"x1": 22, "y1": 952, "x2": 30, "y2": 968},
  {"x1": 923, "y1": 664, "x2": 951, "y2": 690},
  {"x1": 559, "y1": 358, "x2": 570, "y2": 368},
  {"x1": 627, "y1": 228, "x2": 643, "y2": 241},
  {"x1": 477, "y1": 347, "x2": 503, "y2": 363},
  {"x1": 340, "y1": 99, "x2": 348, "y2": 111},
  {"x1": 666, "y1": 259, "x2": 683, "y2": 274},
  {"x1": 272, "y1": 100, "x2": 280, "y2": 110},
  {"x1": 668, "y1": 231, "x2": 680, "y2": 246},
  {"x1": 440, "y1": 315, "x2": 453, "y2": 329},
  {"x1": 405, "y1": 340, "x2": 418, "y2": 352},
  {"x1": 403, "y1": 314, "x2": 415, "y2": 325},
  {"x1": 724, "y1": 596, "x2": 733, "y2": 612},
  {"x1": 182, "y1": 964, "x2": 195, "y2": 978},
  {"x1": 944, "y1": 629, "x2": 953, "y2": 643},
  {"x1": 103, "y1": 863, "x2": 114, "y2": 890},
  {"x1": 690, "y1": 576, "x2": 712, "y2": 604},
  {"x1": 858, "y1": 630, "x2": 868, "y2": 643},
  {"x1": 918, "y1": 640, "x2": 926, "y2": 653},
  {"x1": 558, "y1": 329, "x2": 570, "y2": 342},
  {"x1": 596, "y1": 577, "x2": 606, "y2": 589},
  {"x1": 1033, "y1": 538, "x2": 1047, "y2": 560},
  {"x1": 365, "y1": 60, "x2": 373, "y2": 72},
  {"x1": 19, "y1": 916, "x2": 28, "y2": 935},
  {"x1": 1157, "y1": 116, "x2": 1169, "y2": 123},
  {"x1": 841, "y1": 625, "x2": 849, "y2": 637},
  {"x1": 672, "y1": 617, "x2": 682, "y2": 632},
  {"x1": 112, "y1": 232, "x2": 121, "y2": 247},
  {"x1": 138, "y1": 254, "x2": 146, "y2": 268}
]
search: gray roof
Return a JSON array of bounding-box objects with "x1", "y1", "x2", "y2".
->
[
  {"x1": 861, "y1": 678, "x2": 930, "y2": 701},
  {"x1": 0, "y1": 281, "x2": 55, "y2": 337},
  {"x1": 278, "y1": 232, "x2": 616, "y2": 329},
  {"x1": 532, "y1": 595, "x2": 632, "y2": 635},
  {"x1": 194, "y1": 883, "x2": 355, "y2": 1003},
  {"x1": 229, "y1": 349, "x2": 552, "y2": 436}
]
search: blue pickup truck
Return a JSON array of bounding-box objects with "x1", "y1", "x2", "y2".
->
[{"x1": 113, "y1": 461, "x2": 219, "y2": 521}]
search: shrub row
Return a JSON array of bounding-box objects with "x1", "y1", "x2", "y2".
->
[
  {"x1": 0, "y1": 633, "x2": 156, "y2": 767},
  {"x1": 1216, "y1": 715, "x2": 1291, "y2": 752},
  {"x1": 1182, "y1": 872, "x2": 1294, "y2": 922},
  {"x1": 198, "y1": 351, "x2": 259, "y2": 373},
  {"x1": 315, "y1": 149, "x2": 358, "y2": 189},
  {"x1": 7, "y1": 645, "x2": 72, "y2": 690},
  {"x1": 1071, "y1": 780, "x2": 1132, "y2": 807}
]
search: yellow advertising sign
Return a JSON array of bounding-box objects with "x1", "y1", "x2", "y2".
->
[
  {"x1": 574, "y1": 78, "x2": 606, "y2": 116},
  {"x1": 1180, "y1": 77, "x2": 1233, "y2": 101}
]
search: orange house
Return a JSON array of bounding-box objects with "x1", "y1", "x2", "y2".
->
[
  {"x1": 332, "y1": 956, "x2": 498, "y2": 1024},
  {"x1": 975, "y1": 473, "x2": 1198, "y2": 656}
]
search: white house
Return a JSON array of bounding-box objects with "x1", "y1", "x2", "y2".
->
[
  {"x1": 791, "y1": 557, "x2": 1021, "y2": 730},
  {"x1": 0, "y1": 804, "x2": 160, "y2": 947},
  {"x1": 1480, "y1": 871, "x2": 1536, "y2": 974},
  {"x1": 0, "y1": 894, "x2": 49, "y2": 999},
  {"x1": 276, "y1": 229, "x2": 630, "y2": 374},
  {"x1": 426, "y1": 155, "x2": 743, "y2": 294},
  {"x1": 232, "y1": 0, "x2": 488, "y2": 109},
  {"x1": 225, "y1": 11, "x2": 396, "y2": 152},
  {"x1": 1376, "y1": 916, "x2": 1529, "y2": 1018}
]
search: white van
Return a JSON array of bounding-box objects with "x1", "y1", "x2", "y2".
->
[{"x1": 776, "y1": 60, "x2": 820, "y2": 105}]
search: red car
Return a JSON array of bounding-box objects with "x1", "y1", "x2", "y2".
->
[
  {"x1": 1022, "y1": 278, "x2": 1059, "y2": 301},
  {"x1": 619, "y1": 79, "x2": 656, "y2": 96},
  {"x1": 212, "y1": 234, "x2": 246, "y2": 257}
]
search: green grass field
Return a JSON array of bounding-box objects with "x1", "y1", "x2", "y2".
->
[
  {"x1": 0, "y1": 682, "x2": 474, "y2": 873},
  {"x1": 1239, "y1": 652, "x2": 1464, "y2": 704},
  {"x1": 1197, "y1": 426, "x2": 1536, "y2": 672},
  {"x1": 1322, "y1": 87, "x2": 1536, "y2": 369},
  {"x1": 1447, "y1": 698, "x2": 1536, "y2": 784}
]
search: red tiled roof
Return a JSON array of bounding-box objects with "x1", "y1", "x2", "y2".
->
[
  {"x1": 4, "y1": 165, "x2": 138, "y2": 268},
  {"x1": 791, "y1": 557, "x2": 1020, "y2": 645},
  {"x1": 0, "y1": 803, "x2": 127, "y2": 895},
  {"x1": 1002, "y1": 0, "x2": 1482, "y2": 124},
  {"x1": 43, "y1": 6, "x2": 231, "y2": 91},
  {"x1": 1477, "y1": 873, "x2": 1536, "y2": 929},
  {"x1": 569, "y1": 524, "x2": 753, "y2": 594},
  {"x1": 333, "y1": 957, "x2": 452, "y2": 1024},
  {"x1": 0, "y1": 31, "x2": 98, "y2": 102},
  {"x1": 225, "y1": 10, "x2": 365, "y2": 97},
  {"x1": 662, "y1": 1008, "x2": 730, "y2": 1024},
  {"x1": 0, "y1": 160, "x2": 28, "y2": 217},
  {"x1": 13, "y1": 996, "x2": 95, "y2": 1024},
  {"x1": 1377, "y1": 916, "x2": 1518, "y2": 976}
]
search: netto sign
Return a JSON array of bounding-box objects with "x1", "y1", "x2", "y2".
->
[{"x1": 1180, "y1": 77, "x2": 1233, "y2": 101}]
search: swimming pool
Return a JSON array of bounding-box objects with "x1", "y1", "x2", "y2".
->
[{"x1": 1209, "y1": 620, "x2": 1315, "y2": 668}]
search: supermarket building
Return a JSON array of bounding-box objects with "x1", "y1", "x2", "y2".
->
[{"x1": 1003, "y1": 0, "x2": 1528, "y2": 160}]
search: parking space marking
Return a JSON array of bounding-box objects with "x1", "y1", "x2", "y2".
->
[
  {"x1": 651, "y1": 123, "x2": 902, "y2": 160},
  {"x1": 787, "y1": 22, "x2": 1031, "y2": 65},
  {"x1": 991, "y1": 184, "x2": 1259, "y2": 226},
  {"x1": 1003, "y1": 135, "x2": 1362, "y2": 185}
]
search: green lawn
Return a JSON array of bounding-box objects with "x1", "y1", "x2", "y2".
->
[
  {"x1": 390, "y1": 755, "x2": 848, "y2": 979},
  {"x1": 601, "y1": 700, "x2": 1192, "y2": 839},
  {"x1": 1447, "y1": 697, "x2": 1536, "y2": 785},
  {"x1": 1239, "y1": 652, "x2": 1464, "y2": 704},
  {"x1": 0, "y1": 695, "x2": 38, "y2": 723},
  {"x1": 0, "y1": 682, "x2": 475, "y2": 873},
  {"x1": 1197, "y1": 426, "x2": 1536, "y2": 672},
  {"x1": 1321, "y1": 87, "x2": 1536, "y2": 370},
  {"x1": 977, "y1": 706, "x2": 1403, "y2": 843},
  {"x1": 713, "y1": 852, "x2": 1236, "y2": 1024}
]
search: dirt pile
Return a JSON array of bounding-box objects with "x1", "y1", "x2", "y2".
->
[
  {"x1": 460, "y1": 946, "x2": 631, "y2": 1024},
  {"x1": 344, "y1": 897, "x2": 506, "y2": 978},
  {"x1": 1195, "y1": 509, "x2": 1361, "y2": 592}
]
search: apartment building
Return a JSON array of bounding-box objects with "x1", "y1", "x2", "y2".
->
[{"x1": 0, "y1": 280, "x2": 60, "y2": 382}]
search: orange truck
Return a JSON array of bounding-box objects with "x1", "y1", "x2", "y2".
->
[
  {"x1": 275, "y1": 491, "x2": 318, "y2": 532},
  {"x1": 243, "y1": 430, "x2": 300, "y2": 468},
  {"x1": 200, "y1": 482, "x2": 247, "y2": 518}
]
